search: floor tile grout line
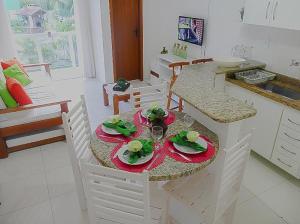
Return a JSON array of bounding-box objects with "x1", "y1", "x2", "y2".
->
[
  {"x1": 41, "y1": 147, "x2": 56, "y2": 224},
  {"x1": 0, "y1": 146, "x2": 50, "y2": 217},
  {"x1": 240, "y1": 193, "x2": 291, "y2": 224},
  {"x1": 0, "y1": 198, "x2": 51, "y2": 217},
  {"x1": 254, "y1": 180, "x2": 286, "y2": 198}
]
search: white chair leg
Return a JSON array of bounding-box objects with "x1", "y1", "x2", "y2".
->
[
  {"x1": 73, "y1": 170, "x2": 87, "y2": 210},
  {"x1": 161, "y1": 192, "x2": 170, "y2": 224},
  {"x1": 223, "y1": 200, "x2": 238, "y2": 224}
]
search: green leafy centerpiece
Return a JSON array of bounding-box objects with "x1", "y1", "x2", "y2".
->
[
  {"x1": 170, "y1": 131, "x2": 206, "y2": 152},
  {"x1": 146, "y1": 103, "x2": 166, "y2": 123},
  {"x1": 146, "y1": 103, "x2": 168, "y2": 135},
  {"x1": 127, "y1": 139, "x2": 154, "y2": 164},
  {"x1": 103, "y1": 115, "x2": 137, "y2": 137}
]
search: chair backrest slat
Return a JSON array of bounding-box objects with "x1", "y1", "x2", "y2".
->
[
  {"x1": 62, "y1": 95, "x2": 93, "y2": 211},
  {"x1": 90, "y1": 182, "x2": 144, "y2": 202},
  {"x1": 81, "y1": 161, "x2": 151, "y2": 224},
  {"x1": 213, "y1": 131, "x2": 253, "y2": 221},
  {"x1": 130, "y1": 82, "x2": 167, "y2": 110}
]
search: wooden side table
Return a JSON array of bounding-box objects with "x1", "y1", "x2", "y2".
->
[
  {"x1": 103, "y1": 81, "x2": 152, "y2": 114},
  {"x1": 103, "y1": 84, "x2": 130, "y2": 115}
]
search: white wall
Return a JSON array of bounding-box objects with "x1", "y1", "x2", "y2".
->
[
  {"x1": 89, "y1": 0, "x2": 106, "y2": 82},
  {"x1": 143, "y1": 0, "x2": 300, "y2": 79},
  {"x1": 100, "y1": 0, "x2": 114, "y2": 83}
]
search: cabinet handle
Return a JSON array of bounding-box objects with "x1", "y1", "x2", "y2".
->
[
  {"x1": 288, "y1": 118, "x2": 300, "y2": 126},
  {"x1": 284, "y1": 132, "x2": 300, "y2": 142},
  {"x1": 273, "y1": 1, "x2": 278, "y2": 21},
  {"x1": 266, "y1": 1, "x2": 271, "y2": 19},
  {"x1": 280, "y1": 146, "x2": 296, "y2": 156},
  {"x1": 277, "y1": 158, "x2": 292, "y2": 168}
]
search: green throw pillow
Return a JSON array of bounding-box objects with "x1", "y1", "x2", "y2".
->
[
  {"x1": 0, "y1": 80, "x2": 18, "y2": 108},
  {"x1": 3, "y1": 64, "x2": 32, "y2": 86}
]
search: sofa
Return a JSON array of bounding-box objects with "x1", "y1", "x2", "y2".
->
[{"x1": 0, "y1": 62, "x2": 70, "y2": 158}]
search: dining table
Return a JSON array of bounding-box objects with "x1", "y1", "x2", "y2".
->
[{"x1": 90, "y1": 110, "x2": 219, "y2": 181}]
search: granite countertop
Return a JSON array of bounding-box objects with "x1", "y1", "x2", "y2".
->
[
  {"x1": 90, "y1": 111, "x2": 219, "y2": 182},
  {"x1": 172, "y1": 65, "x2": 257, "y2": 123},
  {"x1": 226, "y1": 73, "x2": 300, "y2": 111},
  {"x1": 183, "y1": 60, "x2": 266, "y2": 75}
]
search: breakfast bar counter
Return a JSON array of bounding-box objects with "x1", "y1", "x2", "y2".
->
[
  {"x1": 172, "y1": 65, "x2": 257, "y2": 123},
  {"x1": 172, "y1": 63, "x2": 258, "y2": 149}
]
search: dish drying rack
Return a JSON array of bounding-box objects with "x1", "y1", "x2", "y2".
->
[{"x1": 234, "y1": 69, "x2": 276, "y2": 84}]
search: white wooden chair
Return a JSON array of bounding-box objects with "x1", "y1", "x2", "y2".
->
[
  {"x1": 130, "y1": 82, "x2": 168, "y2": 111},
  {"x1": 62, "y1": 95, "x2": 96, "y2": 211},
  {"x1": 163, "y1": 132, "x2": 253, "y2": 224},
  {"x1": 80, "y1": 160, "x2": 164, "y2": 224}
]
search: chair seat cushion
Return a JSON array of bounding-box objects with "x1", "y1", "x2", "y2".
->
[
  {"x1": 25, "y1": 71, "x2": 51, "y2": 89},
  {"x1": 6, "y1": 78, "x2": 32, "y2": 106},
  {"x1": 0, "y1": 105, "x2": 61, "y2": 128}
]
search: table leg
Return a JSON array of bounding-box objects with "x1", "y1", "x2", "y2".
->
[
  {"x1": 113, "y1": 95, "x2": 120, "y2": 115},
  {"x1": 103, "y1": 84, "x2": 109, "y2": 106},
  {"x1": 0, "y1": 137, "x2": 8, "y2": 158},
  {"x1": 60, "y1": 102, "x2": 69, "y2": 113},
  {"x1": 178, "y1": 98, "x2": 183, "y2": 112}
]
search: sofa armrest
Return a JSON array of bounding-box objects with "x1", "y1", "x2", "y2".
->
[
  {"x1": 0, "y1": 99, "x2": 71, "y2": 115},
  {"x1": 23, "y1": 63, "x2": 51, "y2": 76}
]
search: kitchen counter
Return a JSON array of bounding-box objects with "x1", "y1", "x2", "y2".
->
[
  {"x1": 172, "y1": 64, "x2": 257, "y2": 123},
  {"x1": 183, "y1": 59, "x2": 266, "y2": 75},
  {"x1": 226, "y1": 73, "x2": 300, "y2": 111}
]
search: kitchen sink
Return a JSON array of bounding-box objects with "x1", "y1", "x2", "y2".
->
[{"x1": 256, "y1": 82, "x2": 300, "y2": 100}]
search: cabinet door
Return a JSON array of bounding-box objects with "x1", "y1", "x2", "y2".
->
[
  {"x1": 270, "y1": 0, "x2": 300, "y2": 30},
  {"x1": 243, "y1": 0, "x2": 273, "y2": 26},
  {"x1": 226, "y1": 83, "x2": 283, "y2": 160},
  {"x1": 250, "y1": 93, "x2": 283, "y2": 160}
]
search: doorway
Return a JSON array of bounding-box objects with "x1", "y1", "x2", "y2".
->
[{"x1": 109, "y1": 0, "x2": 143, "y2": 81}]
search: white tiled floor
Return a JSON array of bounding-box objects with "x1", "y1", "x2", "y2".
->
[{"x1": 0, "y1": 78, "x2": 299, "y2": 224}]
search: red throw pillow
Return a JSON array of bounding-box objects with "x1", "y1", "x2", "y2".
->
[
  {"x1": 1, "y1": 59, "x2": 28, "y2": 76},
  {"x1": 6, "y1": 77, "x2": 32, "y2": 106}
]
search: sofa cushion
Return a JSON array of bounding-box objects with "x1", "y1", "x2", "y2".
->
[
  {"x1": 3, "y1": 64, "x2": 32, "y2": 86},
  {"x1": 6, "y1": 78, "x2": 33, "y2": 106},
  {"x1": 0, "y1": 80, "x2": 18, "y2": 108},
  {"x1": 0, "y1": 105, "x2": 61, "y2": 128},
  {"x1": 1, "y1": 58, "x2": 28, "y2": 76}
]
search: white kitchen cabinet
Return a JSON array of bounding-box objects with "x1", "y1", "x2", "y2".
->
[
  {"x1": 227, "y1": 83, "x2": 300, "y2": 178},
  {"x1": 243, "y1": 0, "x2": 300, "y2": 31},
  {"x1": 226, "y1": 83, "x2": 284, "y2": 160},
  {"x1": 270, "y1": 0, "x2": 300, "y2": 30},
  {"x1": 243, "y1": 0, "x2": 272, "y2": 26},
  {"x1": 250, "y1": 92, "x2": 283, "y2": 159}
]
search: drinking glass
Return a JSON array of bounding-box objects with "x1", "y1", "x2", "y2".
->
[
  {"x1": 151, "y1": 126, "x2": 163, "y2": 150},
  {"x1": 183, "y1": 114, "x2": 195, "y2": 128}
]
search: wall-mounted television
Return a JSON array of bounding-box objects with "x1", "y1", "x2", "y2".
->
[{"x1": 178, "y1": 16, "x2": 204, "y2": 46}]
